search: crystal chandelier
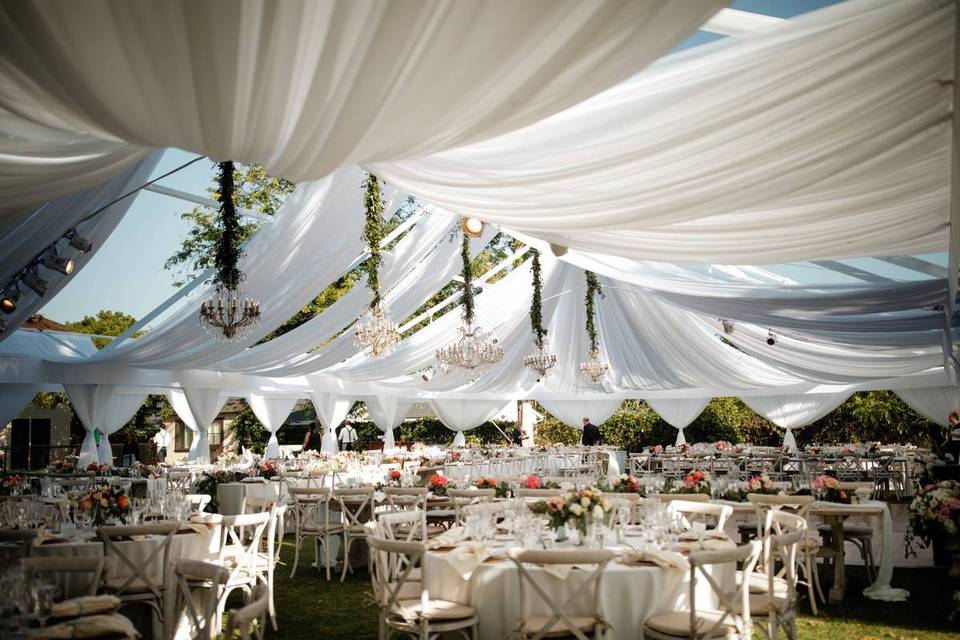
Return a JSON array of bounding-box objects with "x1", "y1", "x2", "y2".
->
[
  {"x1": 354, "y1": 303, "x2": 400, "y2": 356},
  {"x1": 199, "y1": 161, "x2": 262, "y2": 342},
  {"x1": 200, "y1": 286, "x2": 261, "y2": 341},
  {"x1": 579, "y1": 348, "x2": 609, "y2": 383},
  {"x1": 523, "y1": 249, "x2": 557, "y2": 380},
  {"x1": 579, "y1": 270, "x2": 610, "y2": 383},
  {"x1": 436, "y1": 224, "x2": 503, "y2": 371}
]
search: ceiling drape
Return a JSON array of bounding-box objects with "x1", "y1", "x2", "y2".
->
[
  {"x1": 646, "y1": 397, "x2": 710, "y2": 446},
  {"x1": 895, "y1": 387, "x2": 959, "y2": 427},
  {"x1": 538, "y1": 398, "x2": 623, "y2": 431},
  {"x1": 65, "y1": 384, "x2": 147, "y2": 466},
  {"x1": 181, "y1": 387, "x2": 227, "y2": 462},
  {"x1": 246, "y1": 394, "x2": 299, "y2": 459},
  {"x1": 741, "y1": 392, "x2": 852, "y2": 452},
  {"x1": 309, "y1": 390, "x2": 352, "y2": 454},
  {"x1": 366, "y1": 396, "x2": 413, "y2": 451},
  {"x1": 428, "y1": 399, "x2": 509, "y2": 447}
]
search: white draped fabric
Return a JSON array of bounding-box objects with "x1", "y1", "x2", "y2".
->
[
  {"x1": 366, "y1": 396, "x2": 413, "y2": 451},
  {"x1": 538, "y1": 398, "x2": 623, "y2": 431},
  {"x1": 894, "y1": 387, "x2": 959, "y2": 427},
  {"x1": 428, "y1": 399, "x2": 509, "y2": 447},
  {"x1": 741, "y1": 392, "x2": 852, "y2": 452},
  {"x1": 646, "y1": 397, "x2": 710, "y2": 446},
  {"x1": 64, "y1": 384, "x2": 147, "y2": 466},
  {"x1": 374, "y1": 0, "x2": 953, "y2": 263},
  {"x1": 246, "y1": 394, "x2": 299, "y2": 459},
  {"x1": 0, "y1": 384, "x2": 40, "y2": 430},
  {"x1": 310, "y1": 391, "x2": 352, "y2": 453},
  {"x1": 0, "y1": 1, "x2": 721, "y2": 212},
  {"x1": 181, "y1": 388, "x2": 227, "y2": 461}
]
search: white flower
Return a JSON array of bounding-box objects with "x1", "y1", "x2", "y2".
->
[
  {"x1": 560, "y1": 482, "x2": 575, "y2": 492},
  {"x1": 592, "y1": 504, "x2": 605, "y2": 520},
  {"x1": 569, "y1": 503, "x2": 583, "y2": 516},
  {"x1": 580, "y1": 497, "x2": 591, "y2": 508}
]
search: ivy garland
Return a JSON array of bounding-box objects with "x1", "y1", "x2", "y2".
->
[
  {"x1": 529, "y1": 250, "x2": 547, "y2": 347},
  {"x1": 460, "y1": 229, "x2": 475, "y2": 324},
  {"x1": 213, "y1": 161, "x2": 244, "y2": 290},
  {"x1": 584, "y1": 270, "x2": 604, "y2": 353},
  {"x1": 362, "y1": 173, "x2": 386, "y2": 307}
]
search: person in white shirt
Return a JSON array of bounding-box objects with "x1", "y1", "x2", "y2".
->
[
  {"x1": 338, "y1": 421, "x2": 359, "y2": 451},
  {"x1": 152, "y1": 428, "x2": 171, "y2": 462}
]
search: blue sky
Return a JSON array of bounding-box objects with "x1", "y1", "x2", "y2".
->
[{"x1": 42, "y1": 0, "x2": 918, "y2": 324}]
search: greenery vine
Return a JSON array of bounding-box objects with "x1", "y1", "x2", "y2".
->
[
  {"x1": 362, "y1": 173, "x2": 386, "y2": 307},
  {"x1": 460, "y1": 229, "x2": 475, "y2": 324},
  {"x1": 584, "y1": 270, "x2": 604, "y2": 353},
  {"x1": 213, "y1": 161, "x2": 244, "y2": 289},
  {"x1": 529, "y1": 250, "x2": 547, "y2": 347}
]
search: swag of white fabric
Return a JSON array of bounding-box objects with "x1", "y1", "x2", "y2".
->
[
  {"x1": 538, "y1": 398, "x2": 623, "y2": 431},
  {"x1": 0, "y1": 384, "x2": 41, "y2": 437},
  {"x1": 894, "y1": 387, "x2": 959, "y2": 427},
  {"x1": 428, "y1": 399, "x2": 510, "y2": 447},
  {"x1": 310, "y1": 390, "x2": 352, "y2": 454},
  {"x1": 741, "y1": 392, "x2": 852, "y2": 452},
  {"x1": 0, "y1": 1, "x2": 722, "y2": 213},
  {"x1": 365, "y1": 396, "x2": 413, "y2": 451},
  {"x1": 181, "y1": 388, "x2": 227, "y2": 462},
  {"x1": 646, "y1": 397, "x2": 710, "y2": 446},
  {"x1": 64, "y1": 384, "x2": 147, "y2": 466},
  {"x1": 246, "y1": 394, "x2": 298, "y2": 459}
]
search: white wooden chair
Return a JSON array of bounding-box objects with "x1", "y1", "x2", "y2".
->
[
  {"x1": 447, "y1": 489, "x2": 496, "y2": 525},
  {"x1": 241, "y1": 496, "x2": 284, "y2": 630},
  {"x1": 751, "y1": 526, "x2": 804, "y2": 640},
  {"x1": 367, "y1": 535, "x2": 478, "y2": 640},
  {"x1": 23, "y1": 556, "x2": 106, "y2": 597},
  {"x1": 173, "y1": 559, "x2": 230, "y2": 640},
  {"x1": 508, "y1": 548, "x2": 614, "y2": 640},
  {"x1": 334, "y1": 487, "x2": 375, "y2": 582},
  {"x1": 185, "y1": 493, "x2": 212, "y2": 514},
  {"x1": 97, "y1": 522, "x2": 179, "y2": 636},
  {"x1": 166, "y1": 471, "x2": 192, "y2": 494},
  {"x1": 667, "y1": 500, "x2": 733, "y2": 531},
  {"x1": 226, "y1": 583, "x2": 271, "y2": 640},
  {"x1": 217, "y1": 511, "x2": 271, "y2": 623},
  {"x1": 376, "y1": 510, "x2": 428, "y2": 543},
  {"x1": 644, "y1": 541, "x2": 762, "y2": 640},
  {"x1": 287, "y1": 487, "x2": 340, "y2": 580}
]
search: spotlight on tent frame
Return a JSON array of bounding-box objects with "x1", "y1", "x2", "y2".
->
[
  {"x1": 0, "y1": 289, "x2": 17, "y2": 314},
  {"x1": 68, "y1": 231, "x2": 93, "y2": 254},
  {"x1": 720, "y1": 319, "x2": 734, "y2": 335},
  {"x1": 462, "y1": 217, "x2": 484, "y2": 238},
  {"x1": 421, "y1": 367, "x2": 435, "y2": 383},
  {"x1": 766, "y1": 330, "x2": 776, "y2": 346},
  {"x1": 22, "y1": 270, "x2": 48, "y2": 297},
  {"x1": 42, "y1": 254, "x2": 75, "y2": 275}
]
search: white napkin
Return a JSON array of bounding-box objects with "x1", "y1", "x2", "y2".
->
[
  {"x1": 675, "y1": 538, "x2": 731, "y2": 553},
  {"x1": 28, "y1": 614, "x2": 138, "y2": 639},
  {"x1": 443, "y1": 542, "x2": 490, "y2": 579},
  {"x1": 426, "y1": 526, "x2": 467, "y2": 549},
  {"x1": 678, "y1": 529, "x2": 728, "y2": 541},
  {"x1": 623, "y1": 549, "x2": 690, "y2": 572},
  {"x1": 51, "y1": 595, "x2": 121, "y2": 619}
]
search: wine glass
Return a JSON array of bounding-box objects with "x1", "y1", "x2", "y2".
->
[{"x1": 31, "y1": 583, "x2": 58, "y2": 627}]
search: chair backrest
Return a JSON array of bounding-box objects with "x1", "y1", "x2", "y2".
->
[
  {"x1": 667, "y1": 500, "x2": 733, "y2": 531},
  {"x1": 382, "y1": 486, "x2": 429, "y2": 512},
  {"x1": 242, "y1": 497, "x2": 284, "y2": 565},
  {"x1": 23, "y1": 556, "x2": 107, "y2": 597},
  {"x1": 366, "y1": 536, "x2": 427, "y2": 616},
  {"x1": 226, "y1": 583, "x2": 270, "y2": 640},
  {"x1": 174, "y1": 559, "x2": 230, "y2": 640},
  {"x1": 288, "y1": 487, "x2": 331, "y2": 530},
  {"x1": 97, "y1": 522, "x2": 180, "y2": 599},
  {"x1": 166, "y1": 471, "x2": 192, "y2": 494},
  {"x1": 334, "y1": 487, "x2": 375, "y2": 530},
  {"x1": 688, "y1": 541, "x2": 762, "y2": 639},
  {"x1": 218, "y1": 511, "x2": 271, "y2": 576},
  {"x1": 508, "y1": 548, "x2": 614, "y2": 640},
  {"x1": 653, "y1": 493, "x2": 710, "y2": 503},
  {"x1": 376, "y1": 509, "x2": 427, "y2": 542},
  {"x1": 446, "y1": 488, "x2": 496, "y2": 524},
  {"x1": 185, "y1": 493, "x2": 212, "y2": 514}
]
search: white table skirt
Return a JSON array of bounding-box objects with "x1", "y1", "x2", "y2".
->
[{"x1": 424, "y1": 543, "x2": 733, "y2": 640}]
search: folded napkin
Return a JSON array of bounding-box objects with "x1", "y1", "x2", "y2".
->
[
  {"x1": 442, "y1": 542, "x2": 490, "y2": 579},
  {"x1": 426, "y1": 526, "x2": 467, "y2": 549},
  {"x1": 32, "y1": 529, "x2": 53, "y2": 547},
  {"x1": 675, "y1": 538, "x2": 731, "y2": 553},
  {"x1": 28, "y1": 614, "x2": 138, "y2": 639},
  {"x1": 177, "y1": 523, "x2": 211, "y2": 537},
  {"x1": 51, "y1": 595, "x2": 121, "y2": 619},
  {"x1": 678, "y1": 529, "x2": 728, "y2": 541},
  {"x1": 623, "y1": 549, "x2": 690, "y2": 572}
]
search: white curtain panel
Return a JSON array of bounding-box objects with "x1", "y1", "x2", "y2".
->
[
  {"x1": 741, "y1": 392, "x2": 852, "y2": 452},
  {"x1": 181, "y1": 388, "x2": 227, "y2": 461},
  {"x1": 428, "y1": 399, "x2": 509, "y2": 447},
  {"x1": 246, "y1": 394, "x2": 299, "y2": 459},
  {"x1": 538, "y1": 398, "x2": 623, "y2": 431},
  {"x1": 895, "y1": 387, "x2": 959, "y2": 427},
  {"x1": 0, "y1": 1, "x2": 721, "y2": 212},
  {"x1": 0, "y1": 384, "x2": 40, "y2": 430},
  {"x1": 374, "y1": 0, "x2": 953, "y2": 263},
  {"x1": 646, "y1": 397, "x2": 710, "y2": 446},
  {"x1": 0, "y1": 152, "x2": 161, "y2": 343},
  {"x1": 366, "y1": 396, "x2": 413, "y2": 451},
  {"x1": 310, "y1": 390, "x2": 352, "y2": 453},
  {"x1": 64, "y1": 384, "x2": 147, "y2": 466},
  {"x1": 165, "y1": 388, "x2": 199, "y2": 433}
]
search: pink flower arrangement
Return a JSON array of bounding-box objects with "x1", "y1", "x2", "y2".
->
[
  {"x1": 811, "y1": 475, "x2": 839, "y2": 490},
  {"x1": 85, "y1": 463, "x2": 110, "y2": 474},
  {"x1": 610, "y1": 474, "x2": 642, "y2": 494},
  {"x1": 678, "y1": 443, "x2": 691, "y2": 453},
  {"x1": 906, "y1": 480, "x2": 960, "y2": 556},
  {"x1": 672, "y1": 470, "x2": 711, "y2": 495},
  {"x1": 648, "y1": 444, "x2": 663, "y2": 455},
  {"x1": 474, "y1": 477, "x2": 497, "y2": 490},
  {"x1": 522, "y1": 474, "x2": 542, "y2": 489},
  {"x1": 428, "y1": 474, "x2": 451, "y2": 496},
  {"x1": 714, "y1": 441, "x2": 732, "y2": 451},
  {"x1": 745, "y1": 473, "x2": 778, "y2": 494},
  {"x1": 387, "y1": 469, "x2": 402, "y2": 481}
]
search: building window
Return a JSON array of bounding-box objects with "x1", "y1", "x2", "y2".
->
[
  {"x1": 9, "y1": 418, "x2": 52, "y2": 470},
  {"x1": 209, "y1": 420, "x2": 223, "y2": 447},
  {"x1": 174, "y1": 421, "x2": 193, "y2": 452}
]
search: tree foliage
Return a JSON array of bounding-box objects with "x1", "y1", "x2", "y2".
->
[{"x1": 63, "y1": 310, "x2": 138, "y2": 349}]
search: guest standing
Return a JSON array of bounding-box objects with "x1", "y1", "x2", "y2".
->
[
  {"x1": 302, "y1": 421, "x2": 323, "y2": 452},
  {"x1": 581, "y1": 417, "x2": 602, "y2": 446},
  {"x1": 339, "y1": 421, "x2": 359, "y2": 452},
  {"x1": 121, "y1": 432, "x2": 141, "y2": 467},
  {"x1": 151, "y1": 428, "x2": 171, "y2": 463}
]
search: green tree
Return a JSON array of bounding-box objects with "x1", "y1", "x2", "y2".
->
[{"x1": 63, "y1": 309, "x2": 138, "y2": 349}]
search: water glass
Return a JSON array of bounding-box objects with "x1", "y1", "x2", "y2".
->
[{"x1": 31, "y1": 584, "x2": 58, "y2": 627}]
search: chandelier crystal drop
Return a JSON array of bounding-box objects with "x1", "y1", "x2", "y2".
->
[
  {"x1": 199, "y1": 161, "x2": 262, "y2": 342},
  {"x1": 436, "y1": 319, "x2": 503, "y2": 371},
  {"x1": 354, "y1": 303, "x2": 400, "y2": 357},
  {"x1": 579, "y1": 348, "x2": 609, "y2": 384},
  {"x1": 199, "y1": 286, "x2": 261, "y2": 342}
]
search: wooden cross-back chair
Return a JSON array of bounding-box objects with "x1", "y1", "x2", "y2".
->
[
  {"x1": 174, "y1": 559, "x2": 230, "y2": 640},
  {"x1": 334, "y1": 487, "x2": 375, "y2": 582}
]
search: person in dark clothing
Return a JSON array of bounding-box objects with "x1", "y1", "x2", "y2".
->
[
  {"x1": 510, "y1": 426, "x2": 524, "y2": 446},
  {"x1": 302, "y1": 421, "x2": 323, "y2": 452},
  {"x1": 121, "y1": 432, "x2": 141, "y2": 467},
  {"x1": 948, "y1": 410, "x2": 960, "y2": 463},
  {"x1": 581, "y1": 417, "x2": 602, "y2": 446}
]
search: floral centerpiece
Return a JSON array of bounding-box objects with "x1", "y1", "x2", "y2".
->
[
  {"x1": 385, "y1": 469, "x2": 403, "y2": 487},
  {"x1": 446, "y1": 451, "x2": 462, "y2": 463},
  {"x1": 1, "y1": 475, "x2": 28, "y2": 495},
  {"x1": 669, "y1": 470, "x2": 711, "y2": 495},
  {"x1": 194, "y1": 470, "x2": 249, "y2": 513},
  {"x1": 49, "y1": 458, "x2": 78, "y2": 474},
  {"x1": 257, "y1": 461, "x2": 279, "y2": 480},
  {"x1": 474, "y1": 477, "x2": 511, "y2": 498},
  {"x1": 811, "y1": 474, "x2": 850, "y2": 504},
  {"x1": 722, "y1": 473, "x2": 781, "y2": 502},
  {"x1": 520, "y1": 474, "x2": 561, "y2": 490},
  {"x1": 648, "y1": 444, "x2": 663, "y2": 455},
  {"x1": 678, "y1": 443, "x2": 691, "y2": 454},
  {"x1": 905, "y1": 480, "x2": 960, "y2": 571},
  {"x1": 609, "y1": 474, "x2": 643, "y2": 494},
  {"x1": 85, "y1": 463, "x2": 111, "y2": 475},
  {"x1": 533, "y1": 487, "x2": 613, "y2": 542},
  {"x1": 714, "y1": 440, "x2": 733, "y2": 452},
  {"x1": 70, "y1": 485, "x2": 130, "y2": 526},
  {"x1": 428, "y1": 474, "x2": 452, "y2": 497}
]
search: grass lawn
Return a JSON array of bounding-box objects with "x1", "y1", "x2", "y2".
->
[{"x1": 250, "y1": 537, "x2": 960, "y2": 640}]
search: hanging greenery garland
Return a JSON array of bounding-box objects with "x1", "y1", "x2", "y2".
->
[
  {"x1": 529, "y1": 250, "x2": 547, "y2": 347},
  {"x1": 584, "y1": 270, "x2": 604, "y2": 352},
  {"x1": 362, "y1": 173, "x2": 386, "y2": 307},
  {"x1": 460, "y1": 229, "x2": 475, "y2": 324},
  {"x1": 213, "y1": 161, "x2": 243, "y2": 290}
]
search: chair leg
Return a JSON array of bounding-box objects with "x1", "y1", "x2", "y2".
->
[
  {"x1": 341, "y1": 534, "x2": 354, "y2": 582},
  {"x1": 291, "y1": 532, "x2": 301, "y2": 578},
  {"x1": 803, "y1": 554, "x2": 819, "y2": 615},
  {"x1": 325, "y1": 536, "x2": 332, "y2": 582}
]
